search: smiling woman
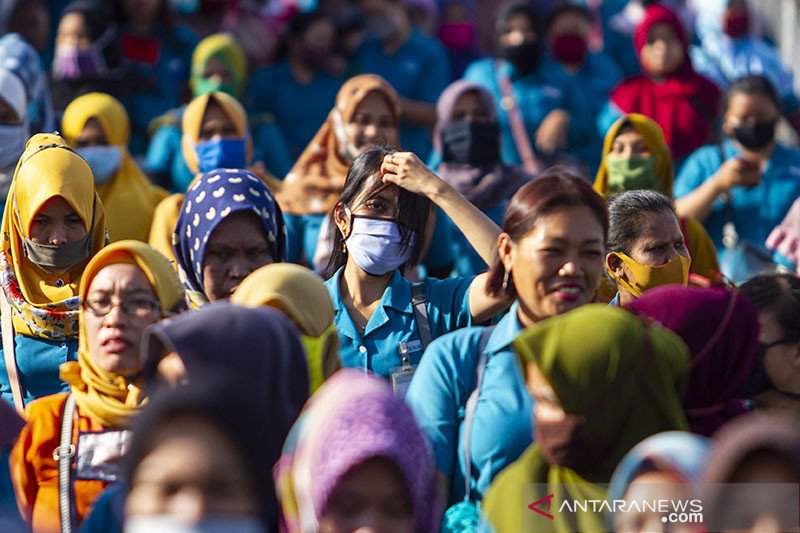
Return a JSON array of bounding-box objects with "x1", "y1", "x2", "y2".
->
[{"x1": 10, "y1": 240, "x2": 183, "y2": 533}]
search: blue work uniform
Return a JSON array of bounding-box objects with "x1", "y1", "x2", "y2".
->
[
  {"x1": 674, "y1": 139, "x2": 800, "y2": 271},
  {"x1": 0, "y1": 335, "x2": 78, "y2": 407},
  {"x1": 352, "y1": 30, "x2": 451, "y2": 159},
  {"x1": 405, "y1": 303, "x2": 533, "y2": 504},
  {"x1": 325, "y1": 268, "x2": 473, "y2": 378}
]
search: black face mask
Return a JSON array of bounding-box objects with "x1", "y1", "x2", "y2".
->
[
  {"x1": 732, "y1": 119, "x2": 777, "y2": 151},
  {"x1": 500, "y1": 41, "x2": 541, "y2": 74},
  {"x1": 440, "y1": 121, "x2": 501, "y2": 167}
]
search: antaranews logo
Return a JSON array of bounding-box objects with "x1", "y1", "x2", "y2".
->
[{"x1": 528, "y1": 494, "x2": 555, "y2": 520}]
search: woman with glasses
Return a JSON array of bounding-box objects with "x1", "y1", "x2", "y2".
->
[{"x1": 10, "y1": 240, "x2": 183, "y2": 532}]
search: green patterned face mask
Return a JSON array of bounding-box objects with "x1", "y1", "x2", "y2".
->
[{"x1": 605, "y1": 155, "x2": 659, "y2": 196}]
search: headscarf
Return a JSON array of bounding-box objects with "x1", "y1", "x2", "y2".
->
[
  {"x1": 0, "y1": 68, "x2": 26, "y2": 128},
  {"x1": 433, "y1": 80, "x2": 531, "y2": 210},
  {"x1": 610, "y1": 4, "x2": 720, "y2": 160},
  {"x1": 0, "y1": 67, "x2": 28, "y2": 180},
  {"x1": 0, "y1": 32, "x2": 56, "y2": 135},
  {"x1": 628, "y1": 285, "x2": 760, "y2": 436},
  {"x1": 56, "y1": 1, "x2": 122, "y2": 72},
  {"x1": 278, "y1": 74, "x2": 400, "y2": 216},
  {"x1": 231, "y1": 263, "x2": 341, "y2": 392},
  {"x1": 59, "y1": 240, "x2": 183, "y2": 428},
  {"x1": 0, "y1": 133, "x2": 106, "y2": 339},
  {"x1": 180, "y1": 91, "x2": 252, "y2": 175},
  {"x1": 189, "y1": 33, "x2": 248, "y2": 98},
  {"x1": 594, "y1": 113, "x2": 674, "y2": 199},
  {"x1": 62, "y1": 92, "x2": 168, "y2": 242},
  {"x1": 140, "y1": 303, "x2": 309, "y2": 475},
  {"x1": 124, "y1": 373, "x2": 297, "y2": 530},
  {"x1": 274, "y1": 369, "x2": 439, "y2": 533},
  {"x1": 173, "y1": 168, "x2": 286, "y2": 307},
  {"x1": 482, "y1": 304, "x2": 689, "y2": 533},
  {"x1": 607, "y1": 431, "x2": 711, "y2": 514}
]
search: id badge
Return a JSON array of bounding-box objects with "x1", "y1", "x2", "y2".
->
[
  {"x1": 390, "y1": 364, "x2": 418, "y2": 398},
  {"x1": 76, "y1": 429, "x2": 133, "y2": 482}
]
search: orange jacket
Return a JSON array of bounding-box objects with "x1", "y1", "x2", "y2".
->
[{"x1": 10, "y1": 393, "x2": 108, "y2": 532}]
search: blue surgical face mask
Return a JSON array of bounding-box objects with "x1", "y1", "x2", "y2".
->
[
  {"x1": 0, "y1": 124, "x2": 27, "y2": 170},
  {"x1": 345, "y1": 214, "x2": 416, "y2": 276},
  {"x1": 76, "y1": 145, "x2": 122, "y2": 184},
  {"x1": 124, "y1": 515, "x2": 266, "y2": 533},
  {"x1": 194, "y1": 138, "x2": 246, "y2": 173}
]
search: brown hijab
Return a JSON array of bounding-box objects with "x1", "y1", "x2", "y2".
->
[{"x1": 277, "y1": 74, "x2": 400, "y2": 216}]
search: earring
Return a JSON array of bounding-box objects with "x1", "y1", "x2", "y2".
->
[
  {"x1": 342, "y1": 241, "x2": 347, "y2": 253},
  {"x1": 501, "y1": 268, "x2": 510, "y2": 292}
]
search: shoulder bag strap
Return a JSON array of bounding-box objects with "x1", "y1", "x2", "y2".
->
[
  {"x1": 495, "y1": 59, "x2": 540, "y2": 175},
  {"x1": 461, "y1": 325, "x2": 496, "y2": 501},
  {"x1": 1, "y1": 291, "x2": 24, "y2": 415},
  {"x1": 55, "y1": 394, "x2": 76, "y2": 533},
  {"x1": 411, "y1": 282, "x2": 432, "y2": 350},
  {"x1": 717, "y1": 142, "x2": 739, "y2": 249}
]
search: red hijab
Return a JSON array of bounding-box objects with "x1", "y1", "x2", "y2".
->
[{"x1": 610, "y1": 4, "x2": 721, "y2": 160}]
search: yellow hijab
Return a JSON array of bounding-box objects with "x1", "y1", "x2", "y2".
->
[
  {"x1": 189, "y1": 33, "x2": 248, "y2": 98},
  {"x1": 231, "y1": 263, "x2": 341, "y2": 392},
  {"x1": 180, "y1": 91, "x2": 253, "y2": 174},
  {"x1": 594, "y1": 113, "x2": 674, "y2": 198},
  {"x1": 62, "y1": 92, "x2": 168, "y2": 243},
  {"x1": 60, "y1": 240, "x2": 183, "y2": 428},
  {"x1": 0, "y1": 133, "x2": 106, "y2": 339}
]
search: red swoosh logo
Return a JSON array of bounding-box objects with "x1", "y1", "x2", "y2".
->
[{"x1": 528, "y1": 493, "x2": 555, "y2": 520}]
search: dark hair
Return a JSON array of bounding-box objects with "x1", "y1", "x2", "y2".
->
[
  {"x1": 723, "y1": 75, "x2": 783, "y2": 114},
  {"x1": 278, "y1": 10, "x2": 333, "y2": 59},
  {"x1": 496, "y1": 0, "x2": 543, "y2": 42},
  {"x1": 740, "y1": 273, "x2": 800, "y2": 340},
  {"x1": 486, "y1": 167, "x2": 608, "y2": 297},
  {"x1": 322, "y1": 146, "x2": 431, "y2": 279},
  {"x1": 607, "y1": 189, "x2": 675, "y2": 255},
  {"x1": 545, "y1": 1, "x2": 593, "y2": 30}
]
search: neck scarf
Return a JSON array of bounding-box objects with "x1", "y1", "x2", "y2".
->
[
  {"x1": 180, "y1": 91, "x2": 253, "y2": 175},
  {"x1": 610, "y1": 4, "x2": 720, "y2": 160},
  {"x1": 274, "y1": 369, "x2": 439, "y2": 533},
  {"x1": 173, "y1": 168, "x2": 286, "y2": 307},
  {"x1": 434, "y1": 80, "x2": 531, "y2": 210},
  {"x1": 62, "y1": 92, "x2": 168, "y2": 242},
  {"x1": 594, "y1": 113, "x2": 674, "y2": 199},
  {"x1": 278, "y1": 74, "x2": 400, "y2": 216},
  {"x1": 0, "y1": 133, "x2": 107, "y2": 339},
  {"x1": 231, "y1": 263, "x2": 341, "y2": 392},
  {"x1": 59, "y1": 240, "x2": 183, "y2": 428},
  {"x1": 628, "y1": 285, "x2": 760, "y2": 436},
  {"x1": 483, "y1": 304, "x2": 689, "y2": 533},
  {"x1": 189, "y1": 33, "x2": 247, "y2": 98}
]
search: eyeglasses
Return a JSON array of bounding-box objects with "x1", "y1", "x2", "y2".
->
[{"x1": 82, "y1": 297, "x2": 160, "y2": 318}]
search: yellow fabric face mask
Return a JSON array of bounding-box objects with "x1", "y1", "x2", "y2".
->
[
  {"x1": 608, "y1": 252, "x2": 690, "y2": 298},
  {"x1": 301, "y1": 323, "x2": 337, "y2": 393}
]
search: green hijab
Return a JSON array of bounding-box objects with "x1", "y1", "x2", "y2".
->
[{"x1": 482, "y1": 304, "x2": 689, "y2": 533}]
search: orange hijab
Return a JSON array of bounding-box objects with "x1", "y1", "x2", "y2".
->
[{"x1": 278, "y1": 75, "x2": 400, "y2": 216}]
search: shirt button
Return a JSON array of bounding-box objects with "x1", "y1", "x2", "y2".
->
[{"x1": 359, "y1": 345, "x2": 367, "y2": 354}]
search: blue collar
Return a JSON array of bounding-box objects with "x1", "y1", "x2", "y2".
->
[{"x1": 484, "y1": 301, "x2": 524, "y2": 354}]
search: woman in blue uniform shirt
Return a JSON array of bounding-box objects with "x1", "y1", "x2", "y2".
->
[
  {"x1": 323, "y1": 147, "x2": 512, "y2": 381},
  {"x1": 405, "y1": 169, "x2": 608, "y2": 511}
]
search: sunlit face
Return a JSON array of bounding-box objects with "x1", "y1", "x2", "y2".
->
[
  {"x1": 608, "y1": 209, "x2": 689, "y2": 287},
  {"x1": 319, "y1": 457, "x2": 414, "y2": 533},
  {"x1": 83, "y1": 263, "x2": 160, "y2": 375},
  {"x1": 526, "y1": 363, "x2": 566, "y2": 427},
  {"x1": 609, "y1": 126, "x2": 652, "y2": 159},
  {"x1": 29, "y1": 196, "x2": 87, "y2": 245},
  {"x1": 75, "y1": 117, "x2": 109, "y2": 148},
  {"x1": 202, "y1": 211, "x2": 273, "y2": 301},
  {"x1": 499, "y1": 13, "x2": 536, "y2": 48},
  {"x1": 615, "y1": 470, "x2": 695, "y2": 533},
  {"x1": 499, "y1": 205, "x2": 605, "y2": 326},
  {"x1": 450, "y1": 91, "x2": 491, "y2": 123},
  {"x1": 343, "y1": 91, "x2": 396, "y2": 156},
  {"x1": 334, "y1": 176, "x2": 401, "y2": 239},
  {"x1": 722, "y1": 92, "x2": 780, "y2": 138},
  {"x1": 197, "y1": 102, "x2": 239, "y2": 142},
  {"x1": 640, "y1": 23, "x2": 685, "y2": 76},
  {"x1": 0, "y1": 96, "x2": 21, "y2": 125},
  {"x1": 125, "y1": 415, "x2": 260, "y2": 524},
  {"x1": 55, "y1": 12, "x2": 92, "y2": 49}
]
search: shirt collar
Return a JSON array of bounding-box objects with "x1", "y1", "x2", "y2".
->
[
  {"x1": 485, "y1": 301, "x2": 524, "y2": 354},
  {"x1": 326, "y1": 267, "x2": 412, "y2": 314}
]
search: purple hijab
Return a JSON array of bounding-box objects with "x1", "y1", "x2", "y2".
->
[
  {"x1": 434, "y1": 80, "x2": 531, "y2": 210},
  {"x1": 628, "y1": 285, "x2": 759, "y2": 436}
]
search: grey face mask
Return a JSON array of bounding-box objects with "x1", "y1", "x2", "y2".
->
[{"x1": 21, "y1": 231, "x2": 93, "y2": 270}]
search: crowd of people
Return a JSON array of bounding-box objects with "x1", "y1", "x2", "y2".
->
[{"x1": 0, "y1": 0, "x2": 799, "y2": 531}]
